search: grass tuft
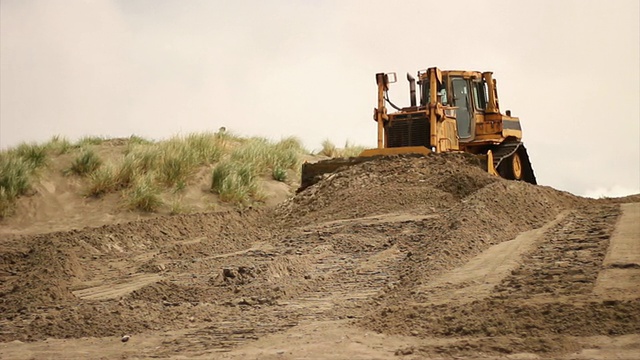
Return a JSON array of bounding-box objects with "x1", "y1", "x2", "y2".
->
[
  {"x1": 341, "y1": 140, "x2": 365, "y2": 158},
  {"x1": 154, "y1": 133, "x2": 224, "y2": 187},
  {"x1": 125, "y1": 176, "x2": 163, "y2": 212},
  {"x1": 86, "y1": 165, "x2": 117, "y2": 197},
  {"x1": 211, "y1": 160, "x2": 258, "y2": 204},
  {"x1": 0, "y1": 187, "x2": 14, "y2": 218},
  {"x1": 47, "y1": 135, "x2": 73, "y2": 155},
  {"x1": 128, "y1": 135, "x2": 153, "y2": 145},
  {"x1": 66, "y1": 148, "x2": 103, "y2": 176},
  {"x1": 169, "y1": 198, "x2": 190, "y2": 215},
  {"x1": 272, "y1": 167, "x2": 287, "y2": 182},
  {"x1": 13, "y1": 142, "x2": 49, "y2": 169},
  {"x1": 318, "y1": 139, "x2": 363, "y2": 158},
  {"x1": 319, "y1": 139, "x2": 338, "y2": 157},
  {"x1": 0, "y1": 154, "x2": 34, "y2": 217},
  {"x1": 76, "y1": 136, "x2": 105, "y2": 147},
  {"x1": 185, "y1": 132, "x2": 224, "y2": 164}
]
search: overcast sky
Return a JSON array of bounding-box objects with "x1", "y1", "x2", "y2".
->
[{"x1": 1, "y1": 0, "x2": 638, "y2": 198}]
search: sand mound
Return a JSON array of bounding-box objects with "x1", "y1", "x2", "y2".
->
[
  {"x1": 0, "y1": 210, "x2": 273, "y2": 316},
  {"x1": 277, "y1": 153, "x2": 497, "y2": 225},
  {"x1": 1, "y1": 152, "x2": 638, "y2": 359}
]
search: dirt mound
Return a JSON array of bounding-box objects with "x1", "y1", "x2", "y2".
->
[
  {"x1": 277, "y1": 153, "x2": 496, "y2": 226},
  {"x1": 1, "y1": 151, "x2": 638, "y2": 359},
  {"x1": 359, "y1": 204, "x2": 640, "y2": 355},
  {"x1": 0, "y1": 209, "x2": 274, "y2": 316}
]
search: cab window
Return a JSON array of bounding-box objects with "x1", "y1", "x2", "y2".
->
[
  {"x1": 472, "y1": 81, "x2": 488, "y2": 110},
  {"x1": 421, "y1": 81, "x2": 448, "y2": 106}
]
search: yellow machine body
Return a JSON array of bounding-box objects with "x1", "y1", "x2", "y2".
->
[{"x1": 300, "y1": 67, "x2": 536, "y2": 191}]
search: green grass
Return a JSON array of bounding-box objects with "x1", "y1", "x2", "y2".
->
[
  {"x1": 125, "y1": 175, "x2": 163, "y2": 212},
  {"x1": 46, "y1": 135, "x2": 73, "y2": 155},
  {"x1": 0, "y1": 131, "x2": 315, "y2": 216},
  {"x1": 0, "y1": 154, "x2": 34, "y2": 217},
  {"x1": 185, "y1": 132, "x2": 224, "y2": 164},
  {"x1": 86, "y1": 165, "x2": 117, "y2": 197},
  {"x1": 341, "y1": 140, "x2": 365, "y2": 158},
  {"x1": 169, "y1": 198, "x2": 190, "y2": 215},
  {"x1": 211, "y1": 160, "x2": 259, "y2": 204},
  {"x1": 230, "y1": 137, "x2": 304, "y2": 175},
  {"x1": 0, "y1": 187, "x2": 13, "y2": 218},
  {"x1": 319, "y1": 139, "x2": 364, "y2": 158},
  {"x1": 0, "y1": 142, "x2": 52, "y2": 217},
  {"x1": 128, "y1": 135, "x2": 154, "y2": 145},
  {"x1": 272, "y1": 167, "x2": 287, "y2": 182},
  {"x1": 75, "y1": 136, "x2": 106, "y2": 147},
  {"x1": 143, "y1": 133, "x2": 225, "y2": 188},
  {"x1": 210, "y1": 137, "x2": 306, "y2": 204},
  {"x1": 319, "y1": 139, "x2": 338, "y2": 157},
  {"x1": 12, "y1": 142, "x2": 49, "y2": 168},
  {"x1": 66, "y1": 148, "x2": 103, "y2": 176}
]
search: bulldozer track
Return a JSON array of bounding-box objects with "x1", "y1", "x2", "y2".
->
[
  {"x1": 491, "y1": 141, "x2": 520, "y2": 169},
  {"x1": 492, "y1": 141, "x2": 537, "y2": 184}
]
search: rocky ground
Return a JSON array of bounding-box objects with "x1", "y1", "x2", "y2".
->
[{"x1": 1, "y1": 154, "x2": 638, "y2": 359}]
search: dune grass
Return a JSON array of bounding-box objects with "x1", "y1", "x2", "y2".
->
[
  {"x1": 76, "y1": 135, "x2": 106, "y2": 147},
  {"x1": 319, "y1": 139, "x2": 338, "y2": 157},
  {"x1": 319, "y1": 139, "x2": 364, "y2": 158},
  {"x1": 0, "y1": 142, "x2": 53, "y2": 217},
  {"x1": 46, "y1": 135, "x2": 73, "y2": 155},
  {"x1": 12, "y1": 142, "x2": 49, "y2": 169},
  {"x1": 210, "y1": 136, "x2": 307, "y2": 204},
  {"x1": 124, "y1": 175, "x2": 164, "y2": 212},
  {"x1": 128, "y1": 135, "x2": 154, "y2": 146},
  {"x1": 341, "y1": 140, "x2": 365, "y2": 157},
  {"x1": 66, "y1": 148, "x2": 103, "y2": 176},
  {"x1": 154, "y1": 133, "x2": 224, "y2": 188},
  {"x1": 0, "y1": 155, "x2": 32, "y2": 217},
  {"x1": 0, "y1": 131, "x2": 343, "y2": 216},
  {"x1": 86, "y1": 165, "x2": 117, "y2": 197},
  {"x1": 211, "y1": 160, "x2": 258, "y2": 204}
]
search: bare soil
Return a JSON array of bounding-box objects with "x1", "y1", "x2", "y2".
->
[{"x1": 1, "y1": 153, "x2": 638, "y2": 359}]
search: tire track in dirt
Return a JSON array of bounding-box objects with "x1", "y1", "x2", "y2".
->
[
  {"x1": 362, "y1": 203, "x2": 640, "y2": 349},
  {"x1": 593, "y1": 202, "x2": 640, "y2": 300},
  {"x1": 72, "y1": 274, "x2": 162, "y2": 300},
  {"x1": 419, "y1": 211, "x2": 569, "y2": 305},
  {"x1": 493, "y1": 205, "x2": 620, "y2": 299},
  {"x1": 157, "y1": 215, "x2": 406, "y2": 353}
]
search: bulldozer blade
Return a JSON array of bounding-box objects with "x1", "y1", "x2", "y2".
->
[
  {"x1": 299, "y1": 157, "x2": 375, "y2": 192},
  {"x1": 299, "y1": 147, "x2": 432, "y2": 192}
]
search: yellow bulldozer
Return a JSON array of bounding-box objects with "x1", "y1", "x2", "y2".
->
[{"x1": 300, "y1": 67, "x2": 537, "y2": 191}]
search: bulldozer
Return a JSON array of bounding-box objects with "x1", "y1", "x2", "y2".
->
[{"x1": 300, "y1": 67, "x2": 537, "y2": 191}]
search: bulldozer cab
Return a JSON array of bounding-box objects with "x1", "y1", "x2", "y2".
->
[
  {"x1": 418, "y1": 70, "x2": 491, "y2": 143},
  {"x1": 451, "y1": 78, "x2": 473, "y2": 139},
  {"x1": 420, "y1": 78, "x2": 448, "y2": 107}
]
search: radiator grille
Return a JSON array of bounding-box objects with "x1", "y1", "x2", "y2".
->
[{"x1": 386, "y1": 114, "x2": 430, "y2": 148}]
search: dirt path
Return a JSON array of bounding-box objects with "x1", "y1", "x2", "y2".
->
[
  {"x1": 420, "y1": 211, "x2": 569, "y2": 305},
  {"x1": 72, "y1": 274, "x2": 163, "y2": 300},
  {"x1": 593, "y1": 202, "x2": 640, "y2": 299}
]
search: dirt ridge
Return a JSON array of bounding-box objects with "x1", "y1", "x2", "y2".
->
[{"x1": 1, "y1": 153, "x2": 638, "y2": 359}]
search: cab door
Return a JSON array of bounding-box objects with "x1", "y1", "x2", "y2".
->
[{"x1": 451, "y1": 78, "x2": 473, "y2": 140}]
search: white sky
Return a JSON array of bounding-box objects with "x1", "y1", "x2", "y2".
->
[{"x1": 1, "y1": 0, "x2": 639, "y2": 198}]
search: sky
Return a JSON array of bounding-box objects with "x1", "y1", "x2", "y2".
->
[{"x1": 1, "y1": 0, "x2": 639, "y2": 198}]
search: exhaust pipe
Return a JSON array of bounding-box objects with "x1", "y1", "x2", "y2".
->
[{"x1": 407, "y1": 73, "x2": 416, "y2": 107}]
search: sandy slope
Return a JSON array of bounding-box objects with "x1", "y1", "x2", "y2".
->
[
  {"x1": 0, "y1": 141, "x2": 293, "y2": 237},
  {"x1": 1, "y1": 154, "x2": 638, "y2": 359}
]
